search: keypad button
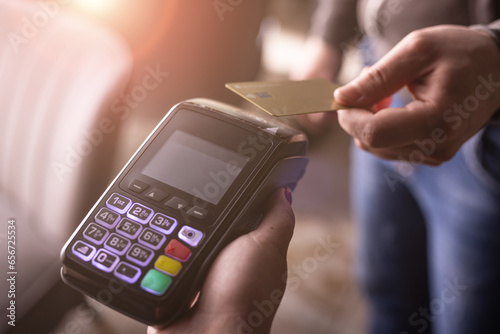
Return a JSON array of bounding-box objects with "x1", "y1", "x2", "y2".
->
[
  {"x1": 126, "y1": 244, "x2": 154, "y2": 266},
  {"x1": 83, "y1": 223, "x2": 109, "y2": 245},
  {"x1": 95, "y1": 207, "x2": 120, "y2": 228},
  {"x1": 106, "y1": 193, "x2": 132, "y2": 214},
  {"x1": 155, "y1": 255, "x2": 182, "y2": 276},
  {"x1": 127, "y1": 203, "x2": 154, "y2": 224},
  {"x1": 145, "y1": 188, "x2": 168, "y2": 202},
  {"x1": 128, "y1": 179, "x2": 149, "y2": 193},
  {"x1": 116, "y1": 218, "x2": 142, "y2": 239},
  {"x1": 165, "y1": 197, "x2": 188, "y2": 211},
  {"x1": 141, "y1": 269, "x2": 172, "y2": 296},
  {"x1": 92, "y1": 249, "x2": 119, "y2": 273},
  {"x1": 71, "y1": 240, "x2": 96, "y2": 262},
  {"x1": 165, "y1": 239, "x2": 191, "y2": 262},
  {"x1": 114, "y1": 262, "x2": 141, "y2": 284},
  {"x1": 104, "y1": 233, "x2": 131, "y2": 255},
  {"x1": 178, "y1": 226, "x2": 203, "y2": 247},
  {"x1": 138, "y1": 228, "x2": 166, "y2": 250},
  {"x1": 186, "y1": 206, "x2": 208, "y2": 219},
  {"x1": 150, "y1": 213, "x2": 177, "y2": 235}
]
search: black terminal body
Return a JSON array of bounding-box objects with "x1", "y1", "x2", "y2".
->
[{"x1": 60, "y1": 98, "x2": 308, "y2": 327}]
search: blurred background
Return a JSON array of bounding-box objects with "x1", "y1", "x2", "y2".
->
[{"x1": 0, "y1": 0, "x2": 365, "y2": 333}]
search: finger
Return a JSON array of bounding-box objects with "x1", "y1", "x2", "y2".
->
[
  {"x1": 334, "y1": 33, "x2": 430, "y2": 107},
  {"x1": 372, "y1": 95, "x2": 393, "y2": 112},
  {"x1": 248, "y1": 188, "x2": 295, "y2": 257},
  {"x1": 295, "y1": 112, "x2": 337, "y2": 135},
  {"x1": 354, "y1": 138, "x2": 443, "y2": 166},
  {"x1": 337, "y1": 101, "x2": 438, "y2": 148}
]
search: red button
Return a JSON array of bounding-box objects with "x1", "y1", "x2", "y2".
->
[{"x1": 165, "y1": 239, "x2": 191, "y2": 262}]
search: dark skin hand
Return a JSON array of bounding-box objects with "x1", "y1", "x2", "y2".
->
[{"x1": 148, "y1": 188, "x2": 294, "y2": 334}]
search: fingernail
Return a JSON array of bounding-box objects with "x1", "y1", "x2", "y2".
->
[
  {"x1": 284, "y1": 187, "x2": 293, "y2": 205},
  {"x1": 334, "y1": 85, "x2": 364, "y2": 105}
]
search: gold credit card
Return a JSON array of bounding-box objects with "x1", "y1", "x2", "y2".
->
[{"x1": 225, "y1": 79, "x2": 345, "y2": 117}]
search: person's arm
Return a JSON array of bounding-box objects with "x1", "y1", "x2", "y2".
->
[
  {"x1": 334, "y1": 24, "x2": 500, "y2": 165},
  {"x1": 290, "y1": 0, "x2": 358, "y2": 134},
  {"x1": 291, "y1": 0, "x2": 358, "y2": 81},
  {"x1": 148, "y1": 188, "x2": 294, "y2": 334}
]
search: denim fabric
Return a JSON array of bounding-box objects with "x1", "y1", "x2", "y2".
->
[
  {"x1": 351, "y1": 114, "x2": 500, "y2": 334},
  {"x1": 353, "y1": 34, "x2": 500, "y2": 333}
]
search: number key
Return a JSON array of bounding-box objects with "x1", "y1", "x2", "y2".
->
[
  {"x1": 138, "y1": 228, "x2": 166, "y2": 250},
  {"x1": 104, "y1": 233, "x2": 131, "y2": 255},
  {"x1": 150, "y1": 213, "x2": 177, "y2": 234},
  {"x1": 116, "y1": 218, "x2": 142, "y2": 239},
  {"x1": 127, "y1": 203, "x2": 153, "y2": 224},
  {"x1": 106, "y1": 193, "x2": 131, "y2": 214},
  {"x1": 95, "y1": 207, "x2": 120, "y2": 228},
  {"x1": 126, "y1": 244, "x2": 154, "y2": 266},
  {"x1": 92, "y1": 249, "x2": 119, "y2": 273},
  {"x1": 83, "y1": 223, "x2": 109, "y2": 245}
]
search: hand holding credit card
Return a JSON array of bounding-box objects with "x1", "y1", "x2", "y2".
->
[{"x1": 225, "y1": 79, "x2": 346, "y2": 117}]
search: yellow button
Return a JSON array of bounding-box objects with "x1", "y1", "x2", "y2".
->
[{"x1": 155, "y1": 255, "x2": 182, "y2": 276}]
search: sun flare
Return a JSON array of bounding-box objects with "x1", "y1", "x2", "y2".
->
[{"x1": 72, "y1": 0, "x2": 117, "y2": 15}]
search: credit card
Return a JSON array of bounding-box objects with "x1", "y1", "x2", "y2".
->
[{"x1": 225, "y1": 79, "x2": 345, "y2": 117}]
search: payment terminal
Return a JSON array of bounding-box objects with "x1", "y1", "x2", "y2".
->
[{"x1": 60, "y1": 98, "x2": 308, "y2": 327}]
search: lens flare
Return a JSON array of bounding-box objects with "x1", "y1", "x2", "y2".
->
[{"x1": 72, "y1": 0, "x2": 117, "y2": 15}]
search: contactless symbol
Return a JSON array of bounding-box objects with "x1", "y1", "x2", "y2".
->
[{"x1": 178, "y1": 226, "x2": 203, "y2": 247}]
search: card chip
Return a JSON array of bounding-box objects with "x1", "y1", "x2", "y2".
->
[{"x1": 254, "y1": 92, "x2": 273, "y2": 99}]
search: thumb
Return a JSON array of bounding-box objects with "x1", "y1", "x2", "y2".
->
[{"x1": 334, "y1": 35, "x2": 426, "y2": 107}]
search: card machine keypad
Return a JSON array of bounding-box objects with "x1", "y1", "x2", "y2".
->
[{"x1": 70, "y1": 190, "x2": 199, "y2": 296}]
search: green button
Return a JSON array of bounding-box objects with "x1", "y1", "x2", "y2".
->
[{"x1": 141, "y1": 269, "x2": 172, "y2": 295}]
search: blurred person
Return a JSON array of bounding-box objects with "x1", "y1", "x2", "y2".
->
[{"x1": 292, "y1": 0, "x2": 500, "y2": 333}]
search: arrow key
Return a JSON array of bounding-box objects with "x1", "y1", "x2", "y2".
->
[
  {"x1": 165, "y1": 197, "x2": 188, "y2": 211},
  {"x1": 145, "y1": 188, "x2": 168, "y2": 202}
]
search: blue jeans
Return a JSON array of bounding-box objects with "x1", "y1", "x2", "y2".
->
[{"x1": 351, "y1": 122, "x2": 500, "y2": 334}]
